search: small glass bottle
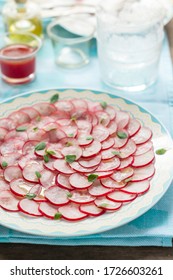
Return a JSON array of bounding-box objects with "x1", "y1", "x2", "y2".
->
[{"x1": 2, "y1": 0, "x2": 43, "y2": 39}]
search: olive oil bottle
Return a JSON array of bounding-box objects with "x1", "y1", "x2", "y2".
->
[{"x1": 2, "y1": 0, "x2": 43, "y2": 38}]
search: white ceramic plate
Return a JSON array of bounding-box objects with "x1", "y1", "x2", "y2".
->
[{"x1": 0, "y1": 88, "x2": 173, "y2": 237}]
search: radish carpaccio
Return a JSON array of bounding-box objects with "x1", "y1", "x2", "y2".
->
[{"x1": 0, "y1": 94, "x2": 155, "y2": 221}]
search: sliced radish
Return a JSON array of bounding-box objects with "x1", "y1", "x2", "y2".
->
[
  {"x1": 82, "y1": 140, "x2": 102, "y2": 158},
  {"x1": 20, "y1": 107, "x2": 40, "y2": 119},
  {"x1": 18, "y1": 154, "x2": 37, "y2": 169},
  {"x1": 29, "y1": 184, "x2": 42, "y2": 196},
  {"x1": 95, "y1": 158, "x2": 120, "y2": 172},
  {"x1": 44, "y1": 158, "x2": 56, "y2": 171},
  {"x1": 101, "y1": 137, "x2": 115, "y2": 150},
  {"x1": 39, "y1": 169, "x2": 56, "y2": 188},
  {"x1": 59, "y1": 203, "x2": 88, "y2": 221},
  {"x1": 28, "y1": 128, "x2": 49, "y2": 142},
  {"x1": 116, "y1": 111, "x2": 130, "y2": 130},
  {"x1": 111, "y1": 167, "x2": 134, "y2": 182},
  {"x1": 0, "y1": 178, "x2": 10, "y2": 191},
  {"x1": 23, "y1": 162, "x2": 43, "y2": 182},
  {"x1": 89, "y1": 181, "x2": 113, "y2": 197},
  {"x1": 0, "y1": 118, "x2": 16, "y2": 130},
  {"x1": 62, "y1": 124, "x2": 78, "y2": 138},
  {"x1": 105, "y1": 105, "x2": 116, "y2": 120},
  {"x1": 76, "y1": 120, "x2": 92, "y2": 134},
  {"x1": 69, "y1": 190, "x2": 95, "y2": 204},
  {"x1": 38, "y1": 202, "x2": 59, "y2": 219},
  {"x1": 54, "y1": 159, "x2": 75, "y2": 174},
  {"x1": 42, "y1": 122, "x2": 58, "y2": 132},
  {"x1": 113, "y1": 135, "x2": 128, "y2": 148},
  {"x1": 55, "y1": 100, "x2": 74, "y2": 114},
  {"x1": 56, "y1": 174, "x2": 74, "y2": 190},
  {"x1": 56, "y1": 118, "x2": 71, "y2": 126},
  {"x1": 18, "y1": 199, "x2": 42, "y2": 216},
  {"x1": 4, "y1": 166, "x2": 22, "y2": 182},
  {"x1": 33, "y1": 102, "x2": 56, "y2": 116},
  {"x1": 0, "y1": 190, "x2": 19, "y2": 212},
  {"x1": 10, "y1": 178, "x2": 34, "y2": 197},
  {"x1": 92, "y1": 125, "x2": 109, "y2": 142},
  {"x1": 78, "y1": 154, "x2": 101, "y2": 168},
  {"x1": 0, "y1": 138, "x2": 24, "y2": 155},
  {"x1": 122, "y1": 180, "x2": 150, "y2": 195},
  {"x1": 22, "y1": 140, "x2": 39, "y2": 155},
  {"x1": 126, "y1": 119, "x2": 141, "y2": 137},
  {"x1": 107, "y1": 120, "x2": 117, "y2": 135},
  {"x1": 0, "y1": 152, "x2": 21, "y2": 166},
  {"x1": 9, "y1": 111, "x2": 30, "y2": 125},
  {"x1": 107, "y1": 190, "x2": 137, "y2": 202},
  {"x1": 101, "y1": 178, "x2": 126, "y2": 189},
  {"x1": 132, "y1": 149, "x2": 155, "y2": 168},
  {"x1": 95, "y1": 111, "x2": 110, "y2": 126},
  {"x1": 80, "y1": 203, "x2": 104, "y2": 216},
  {"x1": 44, "y1": 186, "x2": 69, "y2": 206},
  {"x1": 61, "y1": 146, "x2": 82, "y2": 160},
  {"x1": 119, "y1": 139, "x2": 136, "y2": 159},
  {"x1": 94, "y1": 170, "x2": 114, "y2": 179},
  {"x1": 131, "y1": 164, "x2": 155, "y2": 182},
  {"x1": 95, "y1": 197, "x2": 122, "y2": 211},
  {"x1": 46, "y1": 143, "x2": 63, "y2": 159},
  {"x1": 70, "y1": 161, "x2": 97, "y2": 173},
  {"x1": 69, "y1": 173, "x2": 93, "y2": 189},
  {"x1": 0, "y1": 127, "x2": 8, "y2": 141},
  {"x1": 117, "y1": 156, "x2": 134, "y2": 170},
  {"x1": 101, "y1": 148, "x2": 117, "y2": 160},
  {"x1": 48, "y1": 128, "x2": 66, "y2": 143},
  {"x1": 77, "y1": 133, "x2": 93, "y2": 146},
  {"x1": 71, "y1": 98, "x2": 88, "y2": 113},
  {"x1": 134, "y1": 141, "x2": 153, "y2": 156},
  {"x1": 131, "y1": 127, "x2": 152, "y2": 145},
  {"x1": 5, "y1": 129, "x2": 28, "y2": 141}
]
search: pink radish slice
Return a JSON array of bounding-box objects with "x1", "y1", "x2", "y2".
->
[
  {"x1": 101, "y1": 137, "x2": 115, "y2": 150},
  {"x1": 55, "y1": 137, "x2": 78, "y2": 149},
  {"x1": 78, "y1": 154, "x2": 101, "y2": 168},
  {"x1": 132, "y1": 149, "x2": 155, "y2": 168},
  {"x1": 35, "y1": 148, "x2": 46, "y2": 157},
  {"x1": 0, "y1": 178, "x2": 10, "y2": 191},
  {"x1": 89, "y1": 181, "x2": 113, "y2": 197},
  {"x1": 105, "y1": 105, "x2": 116, "y2": 120},
  {"x1": 9, "y1": 111, "x2": 30, "y2": 125},
  {"x1": 18, "y1": 154, "x2": 37, "y2": 169},
  {"x1": 95, "y1": 157, "x2": 120, "y2": 172},
  {"x1": 0, "y1": 138, "x2": 24, "y2": 155},
  {"x1": 55, "y1": 100, "x2": 74, "y2": 114},
  {"x1": 94, "y1": 171, "x2": 114, "y2": 179},
  {"x1": 62, "y1": 124, "x2": 78, "y2": 138},
  {"x1": 131, "y1": 164, "x2": 155, "y2": 182},
  {"x1": 42, "y1": 122, "x2": 58, "y2": 132},
  {"x1": 87, "y1": 100, "x2": 103, "y2": 112},
  {"x1": 44, "y1": 186, "x2": 69, "y2": 206},
  {"x1": 80, "y1": 203, "x2": 104, "y2": 216},
  {"x1": 101, "y1": 178, "x2": 126, "y2": 189},
  {"x1": 59, "y1": 204, "x2": 88, "y2": 221},
  {"x1": 56, "y1": 174, "x2": 74, "y2": 190},
  {"x1": 54, "y1": 159, "x2": 75, "y2": 174},
  {"x1": 134, "y1": 141, "x2": 153, "y2": 156},
  {"x1": 29, "y1": 184, "x2": 42, "y2": 195},
  {"x1": 48, "y1": 128, "x2": 66, "y2": 143},
  {"x1": 92, "y1": 115, "x2": 98, "y2": 126},
  {"x1": 111, "y1": 167, "x2": 134, "y2": 182},
  {"x1": 10, "y1": 178, "x2": 34, "y2": 197},
  {"x1": 0, "y1": 127, "x2": 8, "y2": 140},
  {"x1": 70, "y1": 162, "x2": 97, "y2": 173},
  {"x1": 18, "y1": 199, "x2": 42, "y2": 216},
  {"x1": 39, "y1": 169, "x2": 56, "y2": 188},
  {"x1": 116, "y1": 111, "x2": 130, "y2": 130},
  {"x1": 119, "y1": 139, "x2": 136, "y2": 159},
  {"x1": 69, "y1": 173, "x2": 93, "y2": 189},
  {"x1": 126, "y1": 119, "x2": 141, "y2": 137},
  {"x1": 61, "y1": 146, "x2": 82, "y2": 160},
  {"x1": 131, "y1": 127, "x2": 152, "y2": 145},
  {"x1": 107, "y1": 190, "x2": 137, "y2": 202},
  {"x1": 69, "y1": 190, "x2": 95, "y2": 204},
  {"x1": 20, "y1": 107, "x2": 40, "y2": 119},
  {"x1": 33, "y1": 102, "x2": 56, "y2": 116},
  {"x1": 95, "y1": 198, "x2": 122, "y2": 211},
  {"x1": 122, "y1": 180, "x2": 150, "y2": 195},
  {"x1": 76, "y1": 120, "x2": 92, "y2": 134},
  {"x1": 117, "y1": 156, "x2": 134, "y2": 170},
  {"x1": 77, "y1": 133, "x2": 93, "y2": 146},
  {"x1": 23, "y1": 162, "x2": 43, "y2": 182},
  {"x1": 95, "y1": 111, "x2": 110, "y2": 126},
  {"x1": 0, "y1": 152, "x2": 21, "y2": 166},
  {"x1": 44, "y1": 158, "x2": 56, "y2": 171},
  {"x1": 39, "y1": 202, "x2": 59, "y2": 219},
  {"x1": 4, "y1": 166, "x2": 22, "y2": 182},
  {"x1": 82, "y1": 140, "x2": 102, "y2": 158},
  {"x1": 92, "y1": 125, "x2": 110, "y2": 142},
  {"x1": 46, "y1": 143, "x2": 63, "y2": 159},
  {"x1": 28, "y1": 129, "x2": 49, "y2": 142},
  {"x1": 107, "y1": 121, "x2": 117, "y2": 135},
  {"x1": 71, "y1": 98, "x2": 88, "y2": 112},
  {"x1": 22, "y1": 140, "x2": 39, "y2": 154},
  {"x1": 56, "y1": 118, "x2": 71, "y2": 126},
  {"x1": 0, "y1": 118, "x2": 16, "y2": 130},
  {"x1": 5, "y1": 129, "x2": 28, "y2": 141},
  {"x1": 101, "y1": 148, "x2": 118, "y2": 160},
  {"x1": 0, "y1": 190, "x2": 19, "y2": 212},
  {"x1": 113, "y1": 135, "x2": 128, "y2": 148},
  {"x1": 35, "y1": 116, "x2": 56, "y2": 129}
]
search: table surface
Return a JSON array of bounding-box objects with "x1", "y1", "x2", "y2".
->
[{"x1": 0, "y1": 21, "x2": 173, "y2": 261}]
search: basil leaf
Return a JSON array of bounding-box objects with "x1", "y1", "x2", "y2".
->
[
  {"x1": 35, "y1": 171, "x2": 41, "y2": 179},
  {"x1": 1, "y1": 161, "x2": 8, "y2": 168},
  {"x1": 124, "y1": 177, "x2": 132, "y2": 183},
  {"x1": 86, "y1": 136, "x2": 93, "y2": 140},
  {"x1": 100, "y1": 101, "x2": 107, "y2": 109},
  {"x1": 35, "y1": 142, "x2": 46, "y2": 151},
  {"x1": 65, "y1": 142, "x2": 73, "y2": 147},
  {"x1": 16, "y1": 126, "x2": 27, "y2": 132},
  {"x1": 65, "y1": 155, "x2": 76, "y2": 163},
  {"x1": 67, "y1": 192, "x2": 72, "y2": 198},
  {"x1": 88, "y1": 174, "x2": 98, "y2": 182},
  {"x1": 33, "y1": 127, "x2": 38, "y2": 132},
  {"x1": 68, "y1": 133, "x2": 74, "y2": 138},
  {"x1": 45, "y1": 150, "x2": 56, "y2": 156},
  {"x1": 112, "y1": 150, "x2": 121, "y2": 156},
  {"x1": 156, "y1": 148, "x2": 167, "y2": 155},
  {"x1": 50, "y1": 94, "x2": 59, "y2": 104},
  {"x1": 99, "y1": 203, "x2": 108, "y2": 208},
  {"x1": 25, "y1": 193, "x2": 36, "y2": 200},
  {"x1": 54, "y1": 212, "x2": 62, "y2": 220},
  {"x1": 43, "y1": 155, "x2": 49, "y2": 163},
  {"x1": 117, "y1": 131, "x2": 128, "y2": 139}
]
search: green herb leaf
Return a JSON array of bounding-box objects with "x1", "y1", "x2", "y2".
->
[
  {"x1": 65, "y1": 155, "x2": 76, "y2": 163},
  {"x1": 50, "y1": 94, "x2": 59, "y2": 104},
  {"x1": 16, "y1": 126, "x2": 27, "y2": 132},
  {"x1": 67, "y1": 192, "x2": 72, "y2": 198},
  {"x1": 68, "y1": 133, "x2": 74, "y2": 138},
  {"x1": 65, "y1": 141, "x2": 73, "y2": 147},
  {"x1": 45, "y1": 150, "x2": 56, "y2": 156},
  {"x1": 124, "y1": 177, "x2": 132, "y2": 183},
  {"x1": 33, "y1": 127, "x2": 38, "y2": 132},
  {"x1": 36, "y1": 116, "x2": 41, "y2": 122},
  {"x1": 100, "y1": 101, "x2": 107, "y2": 109},
  {"x1": 71, "y1": 116, "x2": 77, "y2": 121},
  {"x1": 35, "y1": 171, "x2": 41, "y2": 179},
  {"x1": 35, "y1": 142, "x2": 46, "y2": 151},
  {"x1": 1, "y1": 161, "x2": 8, "y2": 168},
  {"x1": 25, "y1": 193, "x2": 36, "y2": 200},
  {"x1": 43, "y1": 154, "x2": 50, "y2": 163},
  {"x1": 86, "y1": 136, "x2": 93, "y2": 140},
  {"x1": 112, "y1": 150, "x2": 121, "y2": 156},
  {"x1": 88, "y1": 174, "x2": 98, "y2": 182},
  {"x1": 156, "y1": 148, "x2": 167, "y2": 155},
  {"x1": 117, "y1": 131, "x2": 128, "y2": 139},
  {"x1": 54, "y1": 212, "x2": 62, "y2": 220},
  {"x1": 99, "y1": 203, "x2": 108, "y2": 208}
]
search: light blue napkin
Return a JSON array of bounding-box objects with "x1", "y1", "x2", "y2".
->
[{"x1": 0, "y1": 10, "x2": 173, "y2": 246}]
